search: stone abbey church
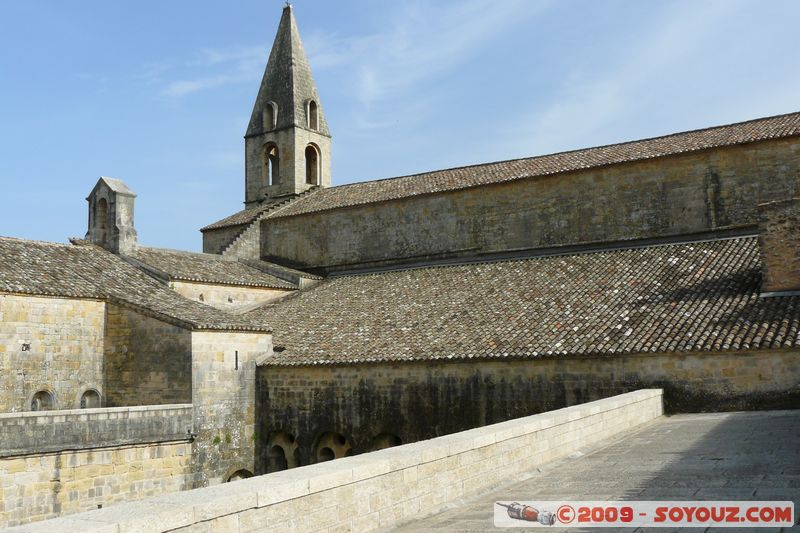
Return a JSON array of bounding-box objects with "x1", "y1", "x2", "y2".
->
[{"x1": 2, "y1": 4, "x2": 800, "y2": 528}]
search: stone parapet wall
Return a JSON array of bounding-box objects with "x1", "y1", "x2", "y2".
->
[
  {"x1": 0, "y1": 405, "x2": 194, "y2": 529},
  {"x1": 8, "y1": 390, "x2": 663, "y2": 532},
  {"x1": 0, "y1": 404, "x2": 193, "y2": 457},
  {"x1": 0, "y1": 293, "x2": 105, "y2": 413},
  {"x1": 261, "y1": 137, "x2": 800, "y2": 270}
]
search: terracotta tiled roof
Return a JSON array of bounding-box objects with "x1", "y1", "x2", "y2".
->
[
  {"x1": 127, "y1": 247, "x2": 297, "y2": 289},
  {"x1": 266, "y1": 112, "x2": 800, "y2": 220},
  {"x1": 252, "y1": 236, "x2": 800, "y2": 366},
  {"x1": 0, "y1": 236, "x2": 271, "y2": 332}
]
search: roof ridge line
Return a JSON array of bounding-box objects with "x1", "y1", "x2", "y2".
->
[{"x1": 317, "y1": 111, "x2": 800, "y2": 193}]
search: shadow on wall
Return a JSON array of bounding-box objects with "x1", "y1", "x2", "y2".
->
[{"x1": 566, "y1": 411, "x2": 800, "y2": 532}]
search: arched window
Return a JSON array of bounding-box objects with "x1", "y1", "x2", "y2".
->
[
  {"x1": 263, "y1": 102, "x2": 277, "y2": 131},
  {"x1": 262, "y1": 144, "x2": 279, "y2": 187},
  {"x1": 307, "y1": 100, "x2": 318, "y2": 130},
  {"x1": 305, "y1": 144, "x2": 319, "y2": 185},
  {"x1": 31, "y1": 390, "x2": 54, "y2": 411},
  {"x1": 97, "y1": 198, "x2": 108, "y2": 244},
  {"x1": 80, "y1": 389, "x2": 101, "y2": 409}
]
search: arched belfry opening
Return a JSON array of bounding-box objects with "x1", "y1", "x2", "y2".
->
[
  {"x1": 307, "y1": 100, "x2": 318, "y2": 131},
  {"x1": 263, "y1": 143, "x2": 279, "y2": 187},
  {"x1": 97, "y1": 198, "x2": 108, "y2": 245},
  {"x1": 305, "y1": 144, "x2": 319, "y2": 185}
]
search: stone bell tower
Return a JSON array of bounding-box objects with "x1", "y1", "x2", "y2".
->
[
  {"x1": 244, "y1": 5, "x2": 332, "y2": 207},
  {"x1": 85, "y1": 176, "x2": 138, "y2": 254}
]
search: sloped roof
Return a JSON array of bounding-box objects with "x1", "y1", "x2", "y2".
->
[
  {"x1": 127, "y1": 247, "x2": 297, "y2": 289},
  {"x1": 201, "y1": 197, "x2": 287, "y2": 231},
  {"x1": 87, "y1": 176, "x2": 136, "y2": 198},
  {"x1": 252, "y1": 236, "x2": 800, "y2": 366},
  {"x1": 0, "y1": 236, "x2": 271, "y2": 332},
  {"x1": 265, "y1": 111, "x2": 800, "y2": 220},
  {"x1": 246, "y1": 5, "x2": 330, "y2": 137}
]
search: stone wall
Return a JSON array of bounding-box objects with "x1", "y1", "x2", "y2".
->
[
  {"x1": 9, "y1": 390, "x2": 663, "y2": 532},
  {"x1": 759, "y1": 197, "x2": 800, "y2": 293},
  {"x1": 202, "y1": 224, "x2": 245, "y2": 255},
  {"x1": 0, "y1": 404, "x2": 193, "y2": 457},
  {"x1": 256, "y1": 350, "x2": 799, "y2": 468},
  {"x1": 104, "y1": 304, "x2": 192, "y2": 407},
  {"x1": 0, "y1": 405, "x2": 193, "y2": 528},
  {"x1": 261, "y1": 138, "x2": 800, "y2": 271},
  {"x1": 191, "y1": 331, "x2": 272, "y2": 486},
  {"x1": 0, "y1": 293, "x2": 105, "y2": 413},
  {"x1": 170, "y1": 281, "x2": 292, "y2": 311}
]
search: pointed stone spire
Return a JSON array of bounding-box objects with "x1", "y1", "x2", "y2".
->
[
  {"x1": 246, "y1": 4, "x2": 330, "y2": 137},
  {"x1": 244, "y1": 4, "x2": 332, "y2": 205}
]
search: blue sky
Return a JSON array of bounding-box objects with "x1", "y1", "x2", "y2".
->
[{"x1": 1, "y1": 0, "x2": 799, "y2": 251}]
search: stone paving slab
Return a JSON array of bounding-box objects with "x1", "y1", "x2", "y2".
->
[{"x1": 394, "y1": 411, "x2": 800, "y2": 532}]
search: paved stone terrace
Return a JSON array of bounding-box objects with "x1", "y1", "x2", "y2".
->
[{"x1": 396, "y1": 410, "x2": 800, "y2": 532}]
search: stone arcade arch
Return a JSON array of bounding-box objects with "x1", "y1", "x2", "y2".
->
[
  {"x1": 313, "y1": 431, "x2": 352, "y2": 463},
  {"x1": 265, "y1": 431, "x2": 299, "y2": 472},
  {"x1": 371, "y1": 432, "x2": 402, "y2": 451},
  {"x1": 225, "y1": 469, "x2": 254, "y2": 482}
]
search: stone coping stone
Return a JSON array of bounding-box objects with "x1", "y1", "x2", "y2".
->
[{"x1": 8, "y1": 389, "x2": 662, "y2": 532}]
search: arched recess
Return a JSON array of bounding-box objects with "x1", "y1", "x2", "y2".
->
[
  {"x1": 262, "y1": 143, "x2": 279, "y2": 187},
  {"x1": 307, "y1": 100, "x2": 318, "y2": 130},
  {"x1": 371, "y1": 432, "x2": 402, "y2": 451},
  {"x1": 225, "y1": 468, "x2": 254, "y2": 482},
  {"x1": 97, "y1": 198, "x2": 108, "y2": 245},
  {"x1": 313, "y1": 431, "x2": 352, "y2": 463},
  {"x1": 80, "y1": 389, "x2": 101, "y2": 409},
  {"x1": 305, "y1": 143, "x2": 320, "y2": 185},
  {"x1": 263, "y1": 101, "x2": 277, "y2": 131},
  {"x1": 266, "y1": 431, "x2": 299, "y2": 472},
  {"x1": 30, "y1": 389, "x2": 54, "y2": 411}
]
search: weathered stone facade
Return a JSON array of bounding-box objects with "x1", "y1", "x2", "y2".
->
[
  {"x1": 759, "y1": 197, "x2": 800, "y2": 293},
  {"x1": 191, "y1": 331, "x2": 272, "y2": 486},
  {"x1": 256, "y1": 350, "x2": 800, "y2": 469},
  {"x1": 170, "y1": 281, "x2": 291, "y2": 311},
  {"x1": 261, "y1": 137, "x2": 800, "y2": 271},
  {"x1": 104, "y1": 304, "x2": 192, "y2": 407},
  {"x1": 0, "y1": 294, "x2": 105, "y2": 413}
]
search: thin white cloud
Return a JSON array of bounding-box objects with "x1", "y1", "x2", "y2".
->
[
  {"x1": 305, "y1": 0, "x2": 550, "y2": 113},
  {"x1": 158, "y1": 45, "x2": 267, "y2": 97},
  {"x1": 488, "y1": 0, "x2": 756, "y2": 158}
]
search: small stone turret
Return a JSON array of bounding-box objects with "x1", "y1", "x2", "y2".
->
[
  {"x1": 85, "y1": 177, "x2": 138, "y2": 254},
  {"x1": 244, "y1": 4, "x2": 332, "y2": 206}
]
